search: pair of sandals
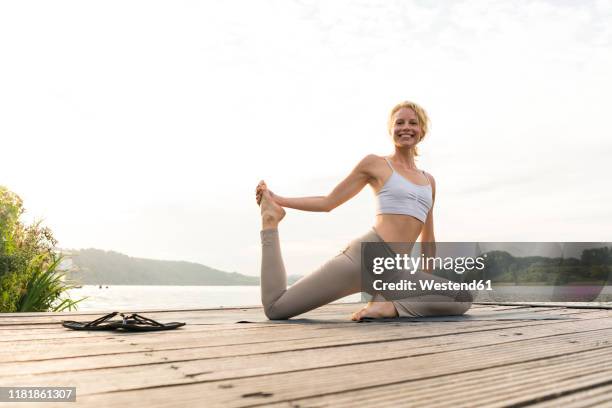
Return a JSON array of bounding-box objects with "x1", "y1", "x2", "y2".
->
[{"x1": 62, "y1": 311, "x2": 186, "y2": 332}]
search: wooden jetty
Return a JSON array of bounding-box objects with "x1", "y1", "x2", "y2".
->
[{"x1": 1, "y1": 303, "x2": 611, "y2": 407}]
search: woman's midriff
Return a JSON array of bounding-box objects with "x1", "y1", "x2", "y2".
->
[{"x1": 374, "y1": 214, "x2": 423, "y2": 243}]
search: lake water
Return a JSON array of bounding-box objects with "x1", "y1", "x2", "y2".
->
[{"x1": 65, "y1": 285, "x2": 363, "y2": 311}]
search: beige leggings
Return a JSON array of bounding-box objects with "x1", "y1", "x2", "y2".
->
[{"x1": 260, "y1": 227, "x2": 472, "y2": 320}]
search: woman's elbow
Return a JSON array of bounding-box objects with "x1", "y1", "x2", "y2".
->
[{"x1": 322, "y1": 197, "x2": 336, "y2": 212}]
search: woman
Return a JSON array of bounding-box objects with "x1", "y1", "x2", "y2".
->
[{"x1": 255, "y1": 101, "x2": 472, "y2": 320}]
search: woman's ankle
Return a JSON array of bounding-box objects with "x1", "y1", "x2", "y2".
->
[{"x1": 262, "y1": 217, "x2": 279, "y2": 230}]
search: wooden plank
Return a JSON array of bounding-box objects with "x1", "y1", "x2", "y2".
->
[
  {"x1": 475, "y1": 301, "x2": 612, "y2": 310},
  {"x1": 4, "y1": 350, "x2": 609, "y2": 408},
  {"x1": 0, "y1": 311, "x2": 609, "y2": 358},
  {"x1": 1, "y1": 314, "x2": 610, "y2": 379},
  {"x1": 0, "y1": 303, "x2": 532, "y2": 325},
  {"x1": 0, "y1": 305, "x2": 596, "y2": 337},
  {"x1": 63, "y1": 340, "x2": 612, "y2": 407},
  {"x1": 260, "y1": 348, "x2": 612, "y2": 408},
  {"x1": 0, "y1": 305, "x2": 567, "y2": 341},
  {"x1": 528, "y1": 383, "x2": 612, "y2": 407},
  {"x1": 0, "y1": 307, "x2": 604, "y2": 352},
  {"x1": 3, "y1": 319, "x2": 612, "y2": 398},
  {"x1": 2, "y1": 309, "x2": 607, "y2": 364},
  {"x1": 0, "y1": 305, "x2": 609, "y2": 408}
]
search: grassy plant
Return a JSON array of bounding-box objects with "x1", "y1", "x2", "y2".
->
[
  {"x1": 17, "y1": 254, "x2": 87, "y2": 312},
  {"x1": 1, "y1": 185, "x2": 86, "y2": 312}
]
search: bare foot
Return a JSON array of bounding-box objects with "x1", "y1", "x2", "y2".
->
[
  {"x1": 259, "y1": 185, "x2": 285, "y2": 230},
  {"x1": 351, "y1": 301, "x2": 398, "y2": 321},
  {"x1": 255, "y1": 180, "x2": 277, "y2": 205}
]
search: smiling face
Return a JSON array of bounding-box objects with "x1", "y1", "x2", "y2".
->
[{"x1": 391, "y1": 108, "x2": 422, "y2": 149}]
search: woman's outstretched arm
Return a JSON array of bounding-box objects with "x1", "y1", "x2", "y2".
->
[{"x1": 273, "y1": 155, "x2": 376, "y2": 212}]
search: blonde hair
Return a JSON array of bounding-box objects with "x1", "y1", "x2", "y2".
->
[{"x1": 387, "y1": 101, "x2": 430, "y2": 156}]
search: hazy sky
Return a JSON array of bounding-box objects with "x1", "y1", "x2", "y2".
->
[{"x1": 1, "y1": 0, "x2": 611, "y2": 277}]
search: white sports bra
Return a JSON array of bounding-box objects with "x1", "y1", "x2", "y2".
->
[{"x1": 375, "y1": 157, "x2": 433, "y2": 223}]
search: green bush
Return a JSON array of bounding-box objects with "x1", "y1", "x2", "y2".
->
[
  {"x1": 0, "y1": 186, "x2": 84, "y2": 312},
  {"x1": 17, "y1": 254, "x2": 84, "y2": 312}
]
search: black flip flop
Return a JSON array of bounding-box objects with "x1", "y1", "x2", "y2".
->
[
  {"x1": 62, "y1": 311, "x2": 123, "y2": 331},
  {"x1": 116, "y1": 313, "x2": 186, "y2": 331}
]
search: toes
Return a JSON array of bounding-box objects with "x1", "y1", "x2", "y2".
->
[
  {"x1": 258, "y1": 190, "x2": 270, "y2": 205},
  {"x1": 351, "y1": 309, "x2": 364, "y2": 321},
  {"x1": 256, "y1": 185, "x2": 267, "y2": 195}
]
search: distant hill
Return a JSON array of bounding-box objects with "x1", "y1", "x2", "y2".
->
[
  {"x1": 62, "y1": 248, "x2": 260, "y2": 286},
  {"x1": 61, "y1": 248, "x2": 305, "y2": 286}
]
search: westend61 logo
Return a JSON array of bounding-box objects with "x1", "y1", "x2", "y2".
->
[
  {"x1": 360, "y1": 242, "x2": 612, "y2": 303},
  {"x1": 372, "y1": 254, "x2": 487, "y2": 275}
]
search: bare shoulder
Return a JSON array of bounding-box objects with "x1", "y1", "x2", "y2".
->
[
  {"x1": 358, "y1": 154, "x2": 384, "y2": 165},
  {"x1": 355, "y1": 154, "x2": 386, "y2": 174},
  {"x1": 353, "y1": 154, "x2": 392, "y2": 189},
  {"x1": 422, "y1": 170, "x2": 436, "y2": 185},
  {"x1": 360, "y1": 154, "x2": 392, "y2": 169}
]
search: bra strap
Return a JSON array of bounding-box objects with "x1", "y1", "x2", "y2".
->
[
  {"x1": 384, "y1": 157, "x2": 395, "y2": 171},
  {"x1": 422, "y1": 170, "x2": 433, "y2": 186}
]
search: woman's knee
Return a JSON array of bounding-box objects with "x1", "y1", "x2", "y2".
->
[
  {"x1": 452, "y1": 290, "x2": 474, "y2": 315},
  {"x1": 263, "y1": 303, "x2": 291, "y2": 320},
  {"x1": 452, "y1": 301, "x2": 472, "y2": 316}
]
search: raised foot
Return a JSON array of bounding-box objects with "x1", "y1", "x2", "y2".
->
[
  {"x1": 259, "y1": 187, "x2": 285, "y2": 229},
  {"x1": 351, "y1": 301, "x2": 399, "y2": 321}
]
